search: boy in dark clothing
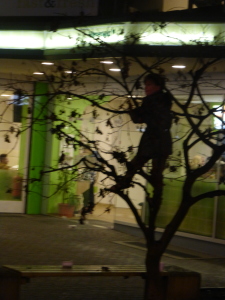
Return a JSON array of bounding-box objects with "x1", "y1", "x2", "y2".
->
[{"x1": 111, "y1": 73, "x2": 173, "y2": 191}]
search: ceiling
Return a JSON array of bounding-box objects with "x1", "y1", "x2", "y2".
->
[
  {"x1": 0, "y1": 57, "x2": 225, "y2": 97},
  {"x1": 1, "y1": 57, "x2": 225, "y2": 76}
]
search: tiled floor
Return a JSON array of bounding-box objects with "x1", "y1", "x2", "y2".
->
[
  {"x1": 1, "y1": 214, "x2": 225, "y2": 299},
  {"x1": 76, "y1": 202, "x2": 142, "y2": 225}
]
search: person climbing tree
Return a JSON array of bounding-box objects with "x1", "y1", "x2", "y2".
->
[{"x1": 111, "y1": 73, "x2": 173, "y2": 191}]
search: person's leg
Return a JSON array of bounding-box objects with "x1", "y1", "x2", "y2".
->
[
  {"x1": 110, "y1": 152, "x2": 150, "y2": 191},
  {"x1": 109, "y1": 134, "x2": 160, "y2": 191},
  {"x1": 151, "y1": 157, "x2": 167, "y2": 197},
  {"x1": 79, "y1": 207, "x2": 87, "y2": 224},
  {"x1": 151, "y1": 157, "x2": 167, "y2": 178}
]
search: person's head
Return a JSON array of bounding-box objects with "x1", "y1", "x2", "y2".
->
[
  {"x1": 144, "y1": 73, "x2": 165, "y2": 96},
  {"x1": 0, "y1": 154, "x2": 8, "y2": 165}
]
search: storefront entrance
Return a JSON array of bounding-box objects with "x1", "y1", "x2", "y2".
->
[{"x1": 0, "y1": 91, "x2": 29, "y2": 213}]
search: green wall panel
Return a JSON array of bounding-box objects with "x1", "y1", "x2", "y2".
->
[
  {"x1": 154, "y1": 179, "x2": 215, "y2": 237},
  {"x1": 26, "y1": 82, "x2": 48, "y2": 214},
  {"x1": 155, "y1": 179, "x2": 182, "y2": 227},
  {"x1": 47, "y1": 96, "x2": 90, "y2": 214},
  {"x1": 215, "y1": 183, "x2": 225, "y2": 239},
  {"x1": 179, "y1": 181, "x2": 215, "y2": 236}
]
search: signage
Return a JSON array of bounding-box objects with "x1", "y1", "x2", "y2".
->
[{"x1": 0, "y1": 0, "x2": 99, "y2": 16}]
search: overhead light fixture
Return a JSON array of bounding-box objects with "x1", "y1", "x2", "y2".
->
[
  {"x1": 172, "y1": 65, "x2": 186, "y2": 69},
  {"x1": 1, "y1": 94, "x2": 11, "y2": 97},
  {"x1": 127, "y1": 95, "x2": 142, "y2": 98},
  {"x1": 109, "y1": 68, "x2": 121, "y2": 72},
  {"x1": 33, "y1": 72, "x2": 44, "y2": 75},
  {"x1": 65, "y1": 70, "x2": 73, "y2": 74},
  {"x1": 41, "y1": 62, "x2": 54, "y2": 65},
  {"x1": 100, "y1": 61, "x2": 113, "y2": 64}
]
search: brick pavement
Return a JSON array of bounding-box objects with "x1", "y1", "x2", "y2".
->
[{"x1": 1, "y1": 214, "x2": 225, "y2": 299}]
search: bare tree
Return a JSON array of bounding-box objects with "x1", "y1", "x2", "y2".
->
[
  {"x1": 43, "y1": 58, "x2": 225, "y2": 299},
  {"x1": 1, "y1": 29, "x2": 225, "y2": 300}
]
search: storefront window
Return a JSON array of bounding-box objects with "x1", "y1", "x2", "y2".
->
[
  {"x1": 154, "y1": 101, "x2": 225, "y2": 239},
  {"x1": 0, "y1": 92, "x2": 28, "y2": 213}
]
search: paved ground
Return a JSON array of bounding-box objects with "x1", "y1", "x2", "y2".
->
[{"x1": 0, "y1": 214, "x2": 225, "y2": 299}]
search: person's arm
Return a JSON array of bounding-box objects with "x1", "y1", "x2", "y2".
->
[{"x1": 129, "y1": 106, "x2": 144, "y2": 123}]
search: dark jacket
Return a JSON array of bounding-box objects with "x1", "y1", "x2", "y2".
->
[
  {"x1": 129, "y1": 91, "x2": 172, "y2": 136},
  {"x1": 129, "y1": 91, "x2": 173, "y2": 158}
]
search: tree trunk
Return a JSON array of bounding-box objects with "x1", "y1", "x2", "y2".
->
[{"x1": 144, "y1": 250, "x2": 164, "y2": 300}]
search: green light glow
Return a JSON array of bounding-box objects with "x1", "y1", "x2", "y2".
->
[
  {"x1": 45, "y1": 29, "x2": 77, "y2": 49},
  {"x1": 0, "y1": 23, "x2": 223, "y2": 50},
  {"x1": 141, "y1": 32, "x2": 214, "y2": 44},
  {"x1": 100, "y1": 34, "x2": 124, "y2": 44},
  {"x1": 44, "y1": 27, "x2": 124, "y2": 49},
  {"x1": 0, "y1": 30, "x2": 44, "y2": 49}
]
